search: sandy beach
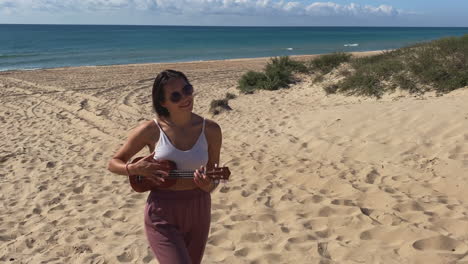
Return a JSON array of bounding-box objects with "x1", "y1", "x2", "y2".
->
[{"x1": 1, "y1": 51, "x2": 468, "y2": 264}]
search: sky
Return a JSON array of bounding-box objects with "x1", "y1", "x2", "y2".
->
[{"x1": 0, "y1": 0, "x2": 467, "y2": 27}]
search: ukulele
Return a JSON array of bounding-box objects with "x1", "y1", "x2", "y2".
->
[{"x1": 128, "y1": 154, "x2": 231, "y2": 193}]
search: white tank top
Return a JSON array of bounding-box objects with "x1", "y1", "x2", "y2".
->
[{"x1": 153, "y1": 118, "x2": 209, "y2": 171}]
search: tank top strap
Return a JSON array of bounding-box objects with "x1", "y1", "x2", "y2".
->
[
  {"x1": 153, "y1": 119, "x2": 162, "y2": 130},
  {"x1": 153, "y1": 119, "x2": 165, "y2": 142},
  {"x1": 202, "y1": 118, "x2": 206, "y2": 133}
]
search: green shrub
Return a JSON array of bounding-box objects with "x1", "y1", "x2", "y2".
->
[
  {"x1": 394, "y1": 74, "x2": 419, "y2": 93},
  {"x1": 209, "y1": 99, "x2": 232, "y2": 115},
  {"x1": 337, "y1": 74, "x2": 384, "y2": 97},
  {"x1": 352, "y1": 57, "x2": 404, "y2": 79},
  {"x1": 209, "y1": 92, "x2": 238, "y2": 115},
  {"x1": 310, "y1": 52, "x2": 352, "y2": 74},
  {"x1": 313, "y1": 74, "x2": 324, "y2": 83},
  {"x1": 324, "y1": 84, "x2": 339, "y2": 94},
  {"x1": 268, "y1": 56, "x2": 309, "y2": 73},
  {"x1": 237, "y1": 71, "x2": 267, "y2": 94},
  {"x1": 263, "y1": 58, "x2": 293, "y2": 90},
  {"x1": 405, "y1": 36, "x2": 468, "y2": 93},
  {"x1": 331, "y1": 34, "x2": 468, "y2": 97},
  {"x1": 210, "y1": 99, "x2": 229, "y2": 108},
  {"x1": 237, "y1": 56, "x2": 307, "y2": 93},
  {"x1": 225, "y1": 92, "x2": 237, "y2": 100}
]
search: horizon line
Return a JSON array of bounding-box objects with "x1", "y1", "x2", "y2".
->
[{"x1": 1, "y1": 23, "x2": 468, "y2": 28}]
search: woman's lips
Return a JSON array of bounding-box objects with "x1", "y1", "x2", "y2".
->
[{"x1": 180, "y1": 101, "x2": 191, "y2": 108}]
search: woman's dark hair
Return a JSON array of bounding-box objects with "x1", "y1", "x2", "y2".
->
[{"x1": 152, "y1": 69, "x2": 190, "y2": 117}]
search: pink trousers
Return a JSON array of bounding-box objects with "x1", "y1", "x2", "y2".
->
[{"x1": 144, "y1": 188, "x2": 211, "y2": 264}]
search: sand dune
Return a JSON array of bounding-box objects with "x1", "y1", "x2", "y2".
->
[{"x1": 1, "y1": 52, "x2": 468, "y2": 263}]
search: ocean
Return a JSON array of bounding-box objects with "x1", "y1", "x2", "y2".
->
[{"x1": 1, "y1": 24, "x2": 468, "y2": 71}]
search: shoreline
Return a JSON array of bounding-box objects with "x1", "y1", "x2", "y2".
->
[{"x1": 0, "y1": 50, "x2": 385, "y2": 74}]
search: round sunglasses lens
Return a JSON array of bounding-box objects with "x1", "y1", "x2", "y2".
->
[
  {"x1": 170, "y1": 92, "x2": 182, "y2": 103},
  {"x1": 183, "y1": 85, "x2": 193, "y2": 96}
]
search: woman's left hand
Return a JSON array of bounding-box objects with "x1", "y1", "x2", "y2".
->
[{"x1": 194, "y1": 165, "x2": 212, "y2": 192}]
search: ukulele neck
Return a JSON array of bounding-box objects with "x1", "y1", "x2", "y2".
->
[{"x1": 168, "y1": 170, "x2": 197, "y2": 178}]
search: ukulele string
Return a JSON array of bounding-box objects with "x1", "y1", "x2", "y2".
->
[{"x1": 167, "y1": 169, "x2": 226, "y2": 179}]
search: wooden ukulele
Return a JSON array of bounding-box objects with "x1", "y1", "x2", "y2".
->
[{"x1": 128, "y1": 154, "x2": 231, "y2": 193}]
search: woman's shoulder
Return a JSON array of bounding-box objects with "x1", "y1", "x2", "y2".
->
[
  {"x1": 132, "y1": 119, "x2": 159, "y2": 142},
  {"x1": 196, "y1": 113, "x2": 219, "y2": 130},
  {"x1": 202, "y1": 117, "x2": 222, "y2": 138},
  {"x1": 204, "y1": 118, "x2": 220, "y2": 130},
  {"x1": 138, "y1": 119, "x2": 159, "y2": 130}
]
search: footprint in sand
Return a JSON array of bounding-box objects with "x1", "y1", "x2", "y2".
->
[
  {"x1": 365, "y1": 168, "x2": 380, "y2": 184},
  {"x1": 102, "y1": 186, "x2": 112, "y2": 192},
  {"x1": 241, "y1": 232, "x2": 265, "y2": 242},
  {"x1": 25, "y1": 237, "x2": 36, "y2": 249},
  {"x1": 381, "y1": 186, "x2": 396, "y2": 194},
  {"x1": 241, "y1": 190, "x2": 251, "y2": 197},
  {"x1": 211, "y1": 212, "x2": 222, "y2": 222},
  {"x1": 73, "y1": 244, "x2": 93, "y2": 254},
  {"x1": 32, "y1": 207, "x2": 42, "y2": 214},
  {"x1": 234, "y1": 247, "x2": 249, "y2": 257},
  {"x1": 302, "y1": 220, "x2": 314, "y2": 230},
  {"x1": 317, "y1": 242, "x2": 331, "y2": 259},
  {"x1": 77, "y1": 232, "x2": 89, "y2": 240},
  {"x1": 48, "y1": 204, "x2": 66, "y2": 212},
  {"x1": 287, "y1": 234, "x2": 316, "y2": 243},
  {"x1": 331, "y1": 199, "x2": 356, "y2": 206},
  {"x1": 102, "y1": 210, "x2": 115, "y2": 218},
  {"x1": 73, "y1": 184, "x2": 85, "y2": 194},
  {"x1": 259, "y1": 253, "x2": 282, "y2": 263},
  {"x1": 84, "y1": 254, "x2": 107, "y2": 264},
  {"x1": 116, "y1": 251, "x2": 134, "y2": 262},
  {"x1": 393, "y1": 201, "x2": 425, "y2": 212},
  {"x1": 315, "y1": 229, "x2": 331, "y2": 238},
  {"x1": 230, "y1": 214, "x2": 250, "y2": 221},
  {"x1": 255, "y1": 213, "x2": 276, "y2": 222},
  {"x1": 208, "y1": 233, "x2": 233, "y2": 247},
  {"x1": 412, "y1": 235, "x2": 468, "y2": 253},
  {"x1": 280, "y1": 225, "x2": 290, "y2": 233},
  {"x1": 92, "y1": 152, "x2": 103, "y2": 162},
  {"x1": 318, "y1": 206, "x2": 336, "y2": 217},
  {"x1": 280, "y1": 191, "x2": 294, "y2": 201},
  {"x1": 142, "y1": 253, "x2": 153, "y2": 263}
]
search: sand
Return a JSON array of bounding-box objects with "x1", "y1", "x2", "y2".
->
[{"x1": 1, "y1": 51, "x2": 468, "y2": 264}]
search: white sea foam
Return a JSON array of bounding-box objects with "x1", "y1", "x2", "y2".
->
[
  {"x1": 344, "y1": 43, "x2": 359, "y2": 47},
  {"x1": 286, "y1": 48, "x2": 293, "y2": 50},
  {"x1": 0, "y1": 67, "x2": 42, "y2": 72}
]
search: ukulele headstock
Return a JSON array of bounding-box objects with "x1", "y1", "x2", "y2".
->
[{"x1": 206, "y1": 167, "x2": 231, "y2": 181}]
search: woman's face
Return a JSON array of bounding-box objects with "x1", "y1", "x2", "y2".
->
[{"x1": 160, "y1": 78, "x2": 194, "y2": 114}]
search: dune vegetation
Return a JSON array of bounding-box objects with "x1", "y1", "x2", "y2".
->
[{"x1": 238, "y1": 34, "x2": 468, "y2": 98}]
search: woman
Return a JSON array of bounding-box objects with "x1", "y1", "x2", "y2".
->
[{"x1": 107, "y1": 69, "x2": 222, "y2": 264}]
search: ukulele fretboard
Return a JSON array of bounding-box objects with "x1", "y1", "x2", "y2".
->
[{"x1": 168, "y1": 170, "x2": 196, "y2": 178}]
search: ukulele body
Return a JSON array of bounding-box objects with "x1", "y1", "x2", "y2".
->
[
  {"x1": 128, "y1": 154, "x2": 231, "y2": 193},
  {"x1": 128, "y1": 156, "x2": 180, "y2": 193}
]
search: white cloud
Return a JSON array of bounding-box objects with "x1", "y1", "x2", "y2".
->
[
  {"x1": 304, "y1": 2, "x2": 399, "y2": 16},
  {"x1": 0, "y1": 0, "x2": 404, "y2": 17}
]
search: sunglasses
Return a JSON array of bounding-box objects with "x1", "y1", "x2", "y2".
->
[{"x1": 169, "y1": 84, "x2": 194, "y2": 103}]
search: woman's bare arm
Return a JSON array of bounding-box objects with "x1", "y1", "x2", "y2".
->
[
  {"x1": 107, "y1": 120, "x2": 158, "y2": 176},
  {"x1": 206, "y1": 120, "x2": 222, "y2": 172},
  {"x1": 197, "y1": 119, "x2": 222, "y2": 192}
]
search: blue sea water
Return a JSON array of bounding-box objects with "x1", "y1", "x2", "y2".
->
[{"x1": 1, "y1": 24, "x2": 468, "y2": 71}]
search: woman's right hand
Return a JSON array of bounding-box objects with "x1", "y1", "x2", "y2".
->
[{"x1": 128, "y1": 155, "x2": 170, "y2": 185}]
